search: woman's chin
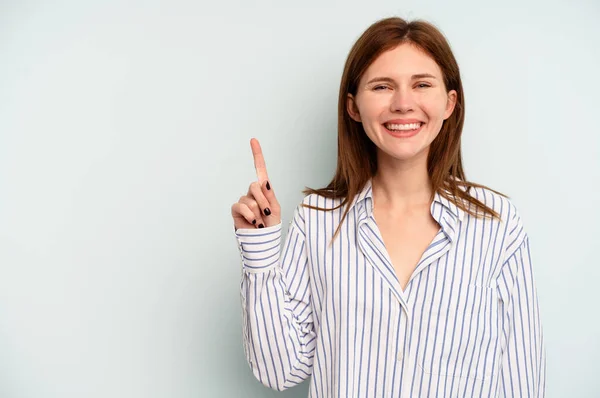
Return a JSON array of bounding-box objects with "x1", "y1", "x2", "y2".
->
[{"x1": 377, "y1": 144, "x2": 429, "y2": 163}]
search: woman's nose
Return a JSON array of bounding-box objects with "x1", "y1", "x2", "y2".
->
[{"x1": 390, "y1": 87, "x2": 415, "y2": 113}]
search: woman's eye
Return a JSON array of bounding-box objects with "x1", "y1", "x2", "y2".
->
[
  {"x1": 416, "y1": 83, "x2": 431, "y2": 88},
  {"x1": 373, "y1": 85, "x2": 389, "y2": 91}
]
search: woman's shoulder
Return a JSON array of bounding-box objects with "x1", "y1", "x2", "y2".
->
[
  {"x1": 294, "y1": 192, "x2": 345, "y2": 221},
  {"x1": 287, "y1": 192, "x2": 347, "y2": 231},
  {"x1": 462, "y1": 183, "x2": 522, "y2": 225},
  {"x1": 455, "y1": 182, "x2": 528, "y2": 261},
  {"x1": 462, "y1": 184, "x2": 527, "y2": 253}
]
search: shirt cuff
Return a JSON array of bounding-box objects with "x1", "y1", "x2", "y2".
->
[{"x1": 235, "y1": 223, "x2": 282, "y2": 272}]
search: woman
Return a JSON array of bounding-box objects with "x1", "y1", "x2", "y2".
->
[{"x1": 231, "y1": 17, "x2": 545, "y2": 397}]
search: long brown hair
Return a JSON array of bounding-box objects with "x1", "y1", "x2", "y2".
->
[{"x1": 302, "y1": 17, "x2": 508, "y2": 242}]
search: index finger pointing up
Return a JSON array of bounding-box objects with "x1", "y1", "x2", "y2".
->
[{"x1": 250, "y1": 138, "x2": 269, "y2": 183}]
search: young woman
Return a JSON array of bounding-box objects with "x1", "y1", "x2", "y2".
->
[{"x1": 231, "y1": 17, "x2": 545, "y2": 397}]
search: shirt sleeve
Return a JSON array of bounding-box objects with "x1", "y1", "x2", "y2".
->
[
  {"x1": 496, "y1": 235, "x2": 546, "y2": 397},
  {"x1": 234, "y1": 204, "x2": 316, "y2": 391}
]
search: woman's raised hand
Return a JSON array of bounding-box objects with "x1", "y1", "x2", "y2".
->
[{"x1": 231, "y1": 138, "x2": 282, "y2": 230}]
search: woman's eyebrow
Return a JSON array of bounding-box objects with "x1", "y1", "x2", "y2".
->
[
  {"x1": 366, "y1": 77, "x2": 395, "y2": 85},
  {"x1": 366, "y1": 74, "x2": 438, "y2": 85},
  {"x1": 411, "y1": 73, "x2": 437, "y2": 80}
]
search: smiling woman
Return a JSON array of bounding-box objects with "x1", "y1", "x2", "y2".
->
[
  {"x1": 231, "y1": 16, "x2": 545, "y2": 397},
  {"x1": 347, "y1": 44, "x2": 457, "y2": 164}
]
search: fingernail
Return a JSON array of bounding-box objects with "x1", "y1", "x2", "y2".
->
[
  {"x1": 252, "y1": 219, "x2": 256, "y2": 225},
  {"x1": 258, "y1": 223, "x2": 264, "y2": 228},
  {"x1": 266, "y1": 181, "x2": 271, "y2": 190},
  {"x1": 264, "y1": 208, "x2": 271, "y2": 216}
]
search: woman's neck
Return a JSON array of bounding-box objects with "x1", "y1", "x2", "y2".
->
[{"x1": 372, "y1": 152, "x2": 433, "y2": 212}]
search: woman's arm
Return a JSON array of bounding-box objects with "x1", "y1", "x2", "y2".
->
[
  {"x1": 496, "y1": 234, "x2": 546, "y2": 397},
  {"x1": 235, "y1": 205, "x2": 316, "y2": 391}
]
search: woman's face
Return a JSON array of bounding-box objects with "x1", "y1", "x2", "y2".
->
[{"x1": 347, "y1": 43, "x2": 457, "y2": 165}]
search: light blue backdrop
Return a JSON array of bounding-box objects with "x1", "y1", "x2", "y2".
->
[{"x1": 1, "y1": 0, "x2": 599, "y2": 397}]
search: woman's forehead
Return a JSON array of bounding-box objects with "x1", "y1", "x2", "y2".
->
[{"x1": 363, "y1": 43, "x2": 442, "y2": 79}]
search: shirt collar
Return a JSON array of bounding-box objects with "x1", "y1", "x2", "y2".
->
[{"x1": 351, "y1": 178, "x2": 466, "y2": 241}]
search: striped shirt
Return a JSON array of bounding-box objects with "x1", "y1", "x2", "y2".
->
[{"x1": 234, "y1": 179, "x2": 545, "y2": 397}]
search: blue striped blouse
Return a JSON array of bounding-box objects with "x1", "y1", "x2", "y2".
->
[{"x1": 234, "y1": 179, "x2": 545, "y2": 397}]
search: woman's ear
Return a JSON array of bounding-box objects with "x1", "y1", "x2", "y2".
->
[
  {"x1": 347, "y1": 94, "x2": 361, "y2": 122},
  {"x1": 444, "y1": 90, "x2": 458, "y2": 119}
]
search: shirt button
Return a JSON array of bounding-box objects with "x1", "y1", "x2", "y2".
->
[{"x1": 397, "y1": 351, "x2": 404, "y2": 362}]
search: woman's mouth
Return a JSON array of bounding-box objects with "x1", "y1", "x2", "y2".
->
[{"x1": 383, "y1": 122, "x2": 424, "y2": 138}]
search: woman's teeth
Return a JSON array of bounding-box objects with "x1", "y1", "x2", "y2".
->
[{"x1": 385, "y1": 123, "x2": 422, "y2": 131}]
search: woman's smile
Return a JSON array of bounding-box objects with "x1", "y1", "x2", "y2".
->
[{"x1": 382, "y1": 121, "x2": 425, "y2": 138}]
